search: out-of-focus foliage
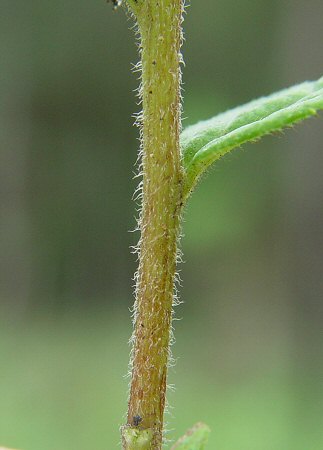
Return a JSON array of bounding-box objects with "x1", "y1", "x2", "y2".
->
[
  {"x1": 171, "y1": 422, "x2": 210, "y2": 450},
  {"x1": 1, "y1": 1, "x2": 323, "y2": 450}
]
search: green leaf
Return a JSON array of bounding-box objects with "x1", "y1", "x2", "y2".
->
[
  {"x1": 181, "y1": 76, "x2": 323, "y2": 199},
  {"x1": 171, "y1": 422, "x2": 210, "y2": 450}
]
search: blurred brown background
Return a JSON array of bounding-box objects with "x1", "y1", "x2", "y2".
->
[{"x1": 1, "y1": 1, "x2": 322, "y2": 449}]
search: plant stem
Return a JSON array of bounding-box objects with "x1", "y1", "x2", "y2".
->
[{"x1": 122, "y1": 0, "x2": 184, "y2": 448}]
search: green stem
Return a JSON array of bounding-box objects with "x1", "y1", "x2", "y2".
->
[{"x1": 121, "y1": 0, "x2": 184, "y2": 448}]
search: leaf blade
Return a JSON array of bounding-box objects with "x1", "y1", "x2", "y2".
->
[{"x1": 181, "y1": 77, "x2": 323, "y2": 199}]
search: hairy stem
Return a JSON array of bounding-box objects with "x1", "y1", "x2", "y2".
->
[{"x1": 122, "y1": 0, "x2": 184, "y2": 448}]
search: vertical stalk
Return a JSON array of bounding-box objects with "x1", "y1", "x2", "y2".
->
[{"x1": 122, "y1": 0, "x2": 184, "y2": 448}]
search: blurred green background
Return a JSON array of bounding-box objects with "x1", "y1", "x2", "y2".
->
[{"x1": 1, "y1": 1, "x2": 323, "y2": 449}]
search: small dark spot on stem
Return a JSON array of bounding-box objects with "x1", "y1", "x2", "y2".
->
[
  {"x1": 152, "y1": 60, "x2": 156, "y2": 65},
  {"x1": 107, "y1": 0, "x2": 122, "y2": 10},
  {"x1": 149, "y1": 90, "x2": 153, "y2": 94},
  {"x1": 133, "y1": 415, "x2": 142, "y2": 427}
]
